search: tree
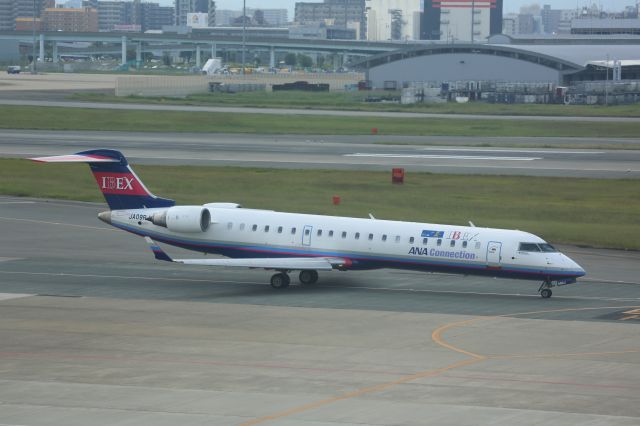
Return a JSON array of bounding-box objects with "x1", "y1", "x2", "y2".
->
[
  {"x1": 284, "y1": 53, "x2": 297, "y2": 66},
  {"x1": 297, "y1": 54, "x2": 313, "y2": 68}
]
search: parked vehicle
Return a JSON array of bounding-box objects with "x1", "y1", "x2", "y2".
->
[{"x1": 6, "y1": 66, "x2": 21, "y2": 74}]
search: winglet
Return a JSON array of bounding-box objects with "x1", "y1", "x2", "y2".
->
[{"x1": 144, "y1": 237, "x2": 173, "y2": 262}]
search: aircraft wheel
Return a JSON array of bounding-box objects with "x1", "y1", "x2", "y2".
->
[
  {"x1": 540, "y1": 288, "x2": 552, "y2": 299},
  {"x1": 270, "y1": 272, "x2": 290, "y2": 289},
  {"x1": 299, "y1": 270, "x2": 319, "y2": 285}
]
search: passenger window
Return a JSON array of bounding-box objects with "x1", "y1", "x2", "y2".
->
[
  {"x1": 395, "y1": 235, "x2": 400, "y2": 243},
  {"x1": 463, "y1": 241, "x2": 468, "y2": 249},
  {"x1": 252, "y1": 224, "x2": 257, "y2": 231},
  {"x1": 355, "y1": 232, "x2": 360, "y2": 240},
  {"x1": 409, "y1": 237, "x2": 415, "y2": 244},
  {"x1": 341, "y1": 231, "x2": 347, "y2": 239},
  {"x1": 382, "y1": 235, "x2": 387, "y2": 242},
  {"x1": 422, "y1": 237, "x2": 428, "y2": 245},
  {"x1": 437, "y1": 239, "x2": 442, "y2": 246},
  {"x1": 305, "y1": 228, "x2": 310, "y2": 235},
  {"x1": 329, "y1": 230, "x2": 334, "y2": 237},
  {"x1": 450, "y1": 240, "x2": 455, "y2": 247},
  {"x1": 368, "y1": 233, "x2": 374, "y2": 240},
  {"x1": 291, "y1": 227, "x2": 296, "y2": 234},
  {"x1": 239, "y1": 223, "x2": 245, "y2": 231},
  {"x1": 277, "y1": 226, "x2": 283, "y2": 233},
  {"x1": 475, "y1": 241, "x2": 481, "y2": 249},
  {"x1": 227, "y1": 222, "x2": 233, "y2": 230},
  {"x1": 317, "y1": 229, "x2": 322, "y2": 237},
  {"x1": 264, "y1": 225, "x2": 270, "y2": 232}
]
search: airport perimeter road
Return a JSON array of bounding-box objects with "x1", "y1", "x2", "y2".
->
[
  {"x1": 0, "y1": 197, "x2": 639, "y2": 425},
  {"x1": 2, "y1": 129, "x2": 640, "y2": 178}
]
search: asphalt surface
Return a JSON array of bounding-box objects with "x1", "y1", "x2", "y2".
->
[
  {"x1": 1, "y1": 196, "x2": 638, "y2": 316},
  {"x1": 3, "y1": 129, "x2": 640, "y2": 178},
  {"x1": 2, "y1": 98, "x2": 640, "y2": 122},
  {"x1": 0, "y1": 197, "x2": 639, "y2": 425}
]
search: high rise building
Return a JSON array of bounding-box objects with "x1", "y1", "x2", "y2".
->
[
  {"x1": 540, "y1": 4, "x2": 561, "y2": 34},
  {"x1": 295, "y1": 0, "x2": 365, "y2": 37},
  {"x1": 175, "y1": 0, "x2": 196, "y2": 27},
  {"x1": 207, "y1": 1, "x2": 216, "y2": 27},
  {"x1": 421, "y1": 0, "x2": 503, "y2": 42},
  {"x1": 246, "y1": 8, "x2": 288, "y2": 26},
  {"x1": 0, "y1": 0, "x2": 49, "y2": 31},
  {"x1": 215, "y1": 9, "x2": 241, "y2": 26},
  {"x1": 43, "y1": 7, "x2": 98, "y2": 32},
  {"x1": 140, "y1": 2, "x2": 174, "y2": 31},
  {"x1": 365, "y1": 0, "x2": 421, "y2": 41}
]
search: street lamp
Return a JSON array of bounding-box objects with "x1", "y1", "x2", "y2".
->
[
  {"x1": 242, "y1": 0, "x2": 246, "y2": 75},
  {"x1": 31, "y1": 0, "x2": 37, "y2": 74}
]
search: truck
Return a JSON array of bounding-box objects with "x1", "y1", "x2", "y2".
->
[{"x1": 6, "y1": 66, "x2": 21, "y2": 74}]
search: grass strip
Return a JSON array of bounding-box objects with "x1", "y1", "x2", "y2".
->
[
  {"x1": 73, "y1": 91, "x2": 640, "y2": 118},
  {"x1": 2, "y1": 158, "x2": 638, "y2": 250},
  {"x1": 2, "y1": 106, "x2": 640, "y2": 138}
]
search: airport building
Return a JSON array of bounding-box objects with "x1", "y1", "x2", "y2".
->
[{"x1": 356, "y1": 36, "x2": 640, "y2": 90}]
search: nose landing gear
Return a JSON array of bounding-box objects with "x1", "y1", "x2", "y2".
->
[
  {"x1": 538, "y1": 277, "x2": 578, "y2": 298},
  {"x1": 538, "y1": 281, "x2": 553, "y2": 298}
]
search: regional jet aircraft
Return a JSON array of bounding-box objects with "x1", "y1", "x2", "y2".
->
[{"x1": 31, "y1": 149, "x2": 585, "y2": 298}]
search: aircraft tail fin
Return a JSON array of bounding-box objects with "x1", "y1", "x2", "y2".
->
[{"x1": 30, "y1": 149, "x2": 175, "y2": 210}]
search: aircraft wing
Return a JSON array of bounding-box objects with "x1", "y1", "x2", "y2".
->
[{"x1": 144, "y1": 237, "x2": 343, "y2": 270}]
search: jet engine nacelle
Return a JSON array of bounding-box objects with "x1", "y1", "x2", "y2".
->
[{"x1": 149, "y1": 206, "x2": 210, "y2": 233}]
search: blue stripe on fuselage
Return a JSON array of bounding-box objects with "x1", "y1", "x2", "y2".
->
[{"x1": 114, "y1": 222, "x2": 583, "y2": 281}]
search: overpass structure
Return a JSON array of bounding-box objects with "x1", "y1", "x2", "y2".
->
[{"x1": 0, "y1": 31, "x2": 409, "y2": 68}]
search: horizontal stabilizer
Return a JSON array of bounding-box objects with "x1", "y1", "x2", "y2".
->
[{"x1": 29, "y1": 154, "x2": 121, "y2": 163}]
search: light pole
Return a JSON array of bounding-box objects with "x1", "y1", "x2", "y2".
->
[
  {"x1": 605, "y1": 54, "x2": 609, "y2": 106},
  {"x1": 31, "y1": 0, "x2": 37, "y2": 74},
  {"x1": 242, "y1": 0, "x2": 246, "y2": 75}
]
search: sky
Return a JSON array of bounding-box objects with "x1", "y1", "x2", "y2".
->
[{"x1": 180, "y1": 1, "x2": 638, "y2": 16}]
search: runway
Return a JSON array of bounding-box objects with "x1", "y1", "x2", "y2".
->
[
  {"x1": 2, "y1": 129, "x2": 640, "y2": 178},
  {"x1": 0, "y1": 197, "x2": 639, "y2": 424}
]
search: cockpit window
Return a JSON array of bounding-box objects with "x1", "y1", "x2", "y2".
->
[
  {"x1": 519, "y1": 243, "x2": 558, "y2": 252},
  {"x1": 539, "y1": 243, "x2": 557, "y2": 252}
]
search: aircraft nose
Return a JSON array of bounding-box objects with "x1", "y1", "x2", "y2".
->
[{"x1": 565, "y1": 255, "x2": 586, "y2": 277}]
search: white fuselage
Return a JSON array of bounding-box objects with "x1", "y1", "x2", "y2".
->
[{"x1": 108, "y1": 206, "x2": 585, "y2": 282}]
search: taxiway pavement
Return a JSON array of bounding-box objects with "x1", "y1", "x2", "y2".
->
[
  {"x1": 0, "y1": 197, "x2": 639, "y2": 425},
  {"x1": 2, "y1": 129, "x2": 639, "y2": 178}
]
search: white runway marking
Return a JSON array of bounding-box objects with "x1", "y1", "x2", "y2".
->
[
  {"x1": 0, "y1": 216, "x2": 113, "y2": 231},
  {"x1": 0, "y1": 258, "x2": 22, "y2": 263},
  {"x1": 0, "y1": 293, "x2": 33, "y2": 301},
  {"x1": 345, "y1": 153, "x2": 542, "y2": 161},
  {"x1": 0, "y1": 201, "x2": 36, "y2": 205},
  {"x1": 420, "y1": 147, "x2": 604, "y2": 155}
]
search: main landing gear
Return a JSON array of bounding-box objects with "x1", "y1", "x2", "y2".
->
[
  {"x1": 270, "y1": 272, "x2": 290, "y2": 289},
  {"x1": 270, "y1": 270, "x2": 319, "y2": 289}
]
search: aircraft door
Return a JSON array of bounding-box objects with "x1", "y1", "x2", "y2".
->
[
  {"x1": 486, "y1": 241, "x2": 502, "y2": 267},
  {"x1": 302, "y1": 225, "x2": 312, "y2": 246}
]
